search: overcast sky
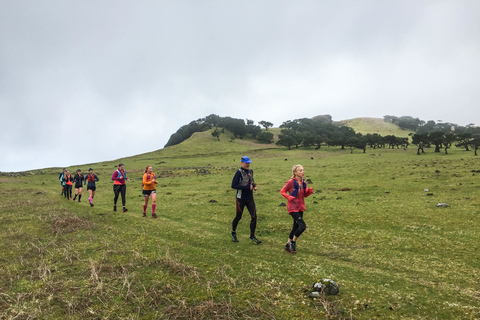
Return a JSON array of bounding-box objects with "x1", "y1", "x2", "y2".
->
[{"x1": 1, "y1": 0, "x2": 479, "y2": 172}]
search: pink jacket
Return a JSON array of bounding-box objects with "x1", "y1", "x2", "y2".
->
[{"x1": 280, "y1": 178, "x2": 313, "y2": 213}]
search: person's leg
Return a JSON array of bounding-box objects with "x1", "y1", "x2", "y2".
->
[
  {"x1": 143, "y1": 193, "x2": 149, "y2": 215},
  {"x1": 121, "y1": 185, "x2": 127, "y2": 211},
  {"x1": 113, "y1": 185, "x2": 120, "y2": 210},
  {"x1": 244, "y1": 200, "x2": 257, "y2": 237},
  {"x1": 289, "y1": 213, "x2": 299, "y2": 241},
  {"x1": 151, "y1": 192, "x2": 157, "y2": 217},
  {"x1": 288, "y1": 212, "x2": 306, "y2": 253},
  {"x1": 88, "y1": 189, "x2": 93, "y2": 206},
  {"x1": 245, "y1": 200, "x2": 261, "y2": 243},
  {"x1": 232, "y1": 198, "x2": 245, "y2": 232},
  {"x1": 293, "y1": 212, "x2": 306, "y2": 239},
  {"x1": 78, "y1": 187, "x2": 82, "y2": 202}
]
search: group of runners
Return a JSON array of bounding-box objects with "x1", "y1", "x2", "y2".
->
[
  {"x1": 58, "y1": 164, "x2": 158, "y2": 217},
  {"x1": 59, "y1": 168, "x2": 99, "y2": 207},
  {"x1": 58, "y1": 157, "x2": 312, "y2": 254}
]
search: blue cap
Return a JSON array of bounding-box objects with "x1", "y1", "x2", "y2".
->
[{"x1": 241, "y1": 156, "x2": 252, "y2": 163}]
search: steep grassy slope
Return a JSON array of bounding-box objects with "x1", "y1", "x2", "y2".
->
[{"x1": 1, "y1": 128, "x2": 479, "y2": 319}]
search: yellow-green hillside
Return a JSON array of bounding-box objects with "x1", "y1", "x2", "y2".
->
[{"x1": 339, "y1": 117, "x2": 413, "y2": 137}]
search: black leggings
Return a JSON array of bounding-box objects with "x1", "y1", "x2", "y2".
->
[
  {"x1": 113, "y1": 184, "x2": 126, "y2": 206},
  {"x1": 64, "y1": 185, "x2": 72, "y2": 199},
  {"x1": 289, "y1": 211, "x2": 306, "y2": 239},
  {"x1": 232, "y1": 198, "x2": 257, "y2": 236}
]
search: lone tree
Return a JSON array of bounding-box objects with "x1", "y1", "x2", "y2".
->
[
  {"x1": 258, "y1": 120, "x2": 273, "y2": 131},
  {"x1": 211, "y1": 129, "x2": 221, "y2": 141}
]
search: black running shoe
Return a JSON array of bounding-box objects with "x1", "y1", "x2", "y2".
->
[
  {"x1": 288, "y1": 240, "x2": 296, "y2": 254},
  {"x1": 152, "y1": 213, "x2": 157, "y2": 218},
  {"x1": 90, "y1": 203, "x2": 94, "y2": 207},
  {"x1": 114, "y1": 206, "x2": 117, "y2": 212},
  {"x1": 284, "y1": 242, "x2": 291, "y2": 252},
  {"x1": 231, "y1": 231, "x2": 239, "y2": 242},
  {"x1": 123, "y1": 208, "x2": 128, "y2": 213},
  {"x1": 143, "y1": 213, "x2": 147, "y2": 217},
  {"x1": 73, "y1": 196, "x2": 76, "y2": 201},
  {"x1": 250, "y1": 235, "x2": 262, "y2": 244}
]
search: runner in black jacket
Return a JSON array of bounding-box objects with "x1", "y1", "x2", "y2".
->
[
  {"x1": 73, "y1": 169, "x2": 84, "y2": 202},
  {"x1": 230, "y1": 156, "x2": 261, "y2": 244}
]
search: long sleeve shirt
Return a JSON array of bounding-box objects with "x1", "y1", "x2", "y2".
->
[
  {"x1": 142, "y1": 172, "x2": 157, "y2": 191},
  {"x1": 231, "y1": 168, "x2": 256, "y2": 200},
  {"x1": 280, "y1": 178, "x2": 313, "y2": 213},
  {"x1": 111, "y1": 169, "x2": 127, "y2": 185}
]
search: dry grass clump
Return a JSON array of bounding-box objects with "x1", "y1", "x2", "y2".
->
[
  {"x1": 51, "y1": 215, "x2": 95, "y2": 235},
  {"x1": 163, "y1": 299, "x2": 276, "y2": 320}
]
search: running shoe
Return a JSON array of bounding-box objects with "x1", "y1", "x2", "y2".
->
[
  {"x1": 152, "y1": 213, "x2": 157, "y2": 218},
  {"x1": 90, "y1": 203, "x2": 94, "y2": 207},
  {"x1": 250, "y1": 235, "x2": 262, "y2": 244},
  {"x1": 288, "y1": 240, "x2": 296, "y2": 254},
  {"x1": 114, "y1": 206, "x2": 117, "y2": 212},
  {"x1": 143, "y1": 213, "x2": 147, "y2": 217},
  {"x1": 73, "y1": 196, "x2": 76, "y2": 201},
  {"x1": 231, "y1": 231, "x2": 239, "y2": 242},
  {"x1": 284, "y1": 242, "x2": 291, "y2": 252},
  {"x1": 123, "y1": 208, "x2": 128, "y2": 213}
]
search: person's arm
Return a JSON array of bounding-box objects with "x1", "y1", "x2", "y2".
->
[
  {"x1": 304, "y1": 186, "x2": 314, "y2": 197},
  {"x1": 280, "y1": 180, "x2": 295, "y2": 201},
  {"x1": 95, "y1": 175, "x2": 99, "y2": 182},
  {"x1": 112, "y1": 171, "x2": 119, "y2": 181},
  {"x1": 142, "y1": 174, "x2": 152, "y2": 188},
  {"x1": 250, "y1": 170, "x2": 257, "y2": 190}
]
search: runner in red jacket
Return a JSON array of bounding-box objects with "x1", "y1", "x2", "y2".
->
[{"x1": 280, "y1": 164, "x2": 313, "y2": 254}]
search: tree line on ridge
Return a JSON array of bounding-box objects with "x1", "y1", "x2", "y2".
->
[{"x1": 164, "y1": 114, "x2": 480, "y2": 155}]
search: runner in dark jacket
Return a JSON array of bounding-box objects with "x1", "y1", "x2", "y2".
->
[
  {"x1": 230, "y1": 156, "x2": 261, "y2": 244},
  {"x1": 73, "y1": 169, "x2": 84, "y2": 202}
]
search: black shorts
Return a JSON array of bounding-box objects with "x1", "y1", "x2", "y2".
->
[
  {"x1": 142, "y1": 190, "x2": 156, "y2": 197},
  {"x1": 87, "y1": 186, "x2": 96, "y2": 191},
  {"x1": 75, "y1": 183, "x2": 83, "y2": 189}
]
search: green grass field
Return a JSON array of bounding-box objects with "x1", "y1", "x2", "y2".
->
[{"x1": 1, "y1": 125, "x2": 479, "y2": 319}]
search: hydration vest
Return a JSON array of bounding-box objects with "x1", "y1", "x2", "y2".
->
[{"x1": 236, "y1": 169, "x2": 254, "y2": 199}]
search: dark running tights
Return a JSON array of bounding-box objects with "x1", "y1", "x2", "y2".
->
[
  {"x1": 64, "y1": 185, "x2": 72, "y2": 199},
  {"x1": 232, "y1": 198, "x2": 257, "y2": 236},
  {"x1": 289, "y1": 211, "x2": 306, "y2": 239},
  {"x1": 113, "y1": 184, "x2": 126, "y2": 206}
]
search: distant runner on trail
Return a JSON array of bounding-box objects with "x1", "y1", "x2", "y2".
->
[
  {"x1": 63, "y1": 170, "x2": 74, "y2": 200},
  {"x1": 59, "y1": 168, "x2": 66, "y2": 196},
  {"x1": 112, "y1": 163, "x2": 130, "y2": 212},
  {"x1": 230, "y1": 156, "x2": 261, "y2": 244},
  {"x1": 84, "y1": 168, "x2": 99, "y2": 207},
  {"x1": 280, "y1": 164, "x2": 313, "y2": 254},
  {"x1": 142, "y1": 166, "x2": 158, "y2": 218},
  {"x1": 73, "y1": 169, "x2": 84, "y2": 202}
]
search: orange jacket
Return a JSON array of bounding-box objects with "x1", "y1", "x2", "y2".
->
[{"x1": 142, "y1": 172, "x2": 157, "y2": 191}]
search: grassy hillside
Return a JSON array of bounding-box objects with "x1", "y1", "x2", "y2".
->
[
  {"x1": 339, "y1": 117, "x2": 413, "y2": 137},
  {"x1": 1, "y1": 128, "x2": 480, "y2": 319}
]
